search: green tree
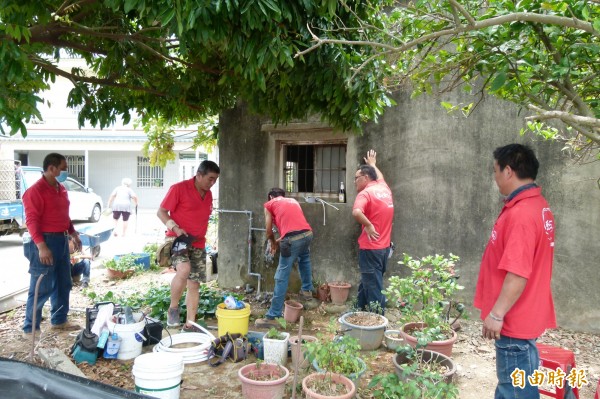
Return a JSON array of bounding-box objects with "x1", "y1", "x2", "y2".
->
[
  {"x1": 0, "y1": 0, "x2": 392, "y2": 142},
  {"x1": 299, "y1": 0, "x2": 600, "y2": 160}
]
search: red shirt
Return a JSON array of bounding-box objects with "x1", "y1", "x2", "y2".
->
[
  {"x1": 264, "y1": 197, "x2": 311, "y2": 238},
  {"x1": 160, "y1": 178, "x2": 213, "y2": 248},
  {"x1": 353, "y1": 179, "x2": 394, "y2": 250},
  {"x1": 23, "y1": 176, "x2": 75, "y2": 244},
  {"x1": 474, "y1": 187, "x2": 557, "y2": 339}
]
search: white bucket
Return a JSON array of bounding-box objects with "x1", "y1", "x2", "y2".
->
[
  {"x1": 107, "y1": 313, "x2": 146, "y2": 360},
  {"x1": 133, "y1": 352, "x2": 184, "y2": 399}
]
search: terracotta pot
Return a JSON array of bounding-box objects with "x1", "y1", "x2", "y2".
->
[
  {"x1": 238, "y1": 363, "x2": 289, "y2": 399},
  {"x1": 327, "y1": 282, "x2": 351, "y2": 305},
  {"x1": 392, "y1": 349, "x2": 456, "y2": 384},
  {"x1": 283, "y1": 300, "x2": 303, "y2": 323},
  {"x1": 302, "y1": 372, "x2": 356, "y2": 399},
  {"x1": 289, "y1": 335, "x2": 317, "y2": 369},
  {"x1": 106, "y1": 268, "x2": 134, "y2": 280},
  {"x1": 317, "y1": 284, "x2": 330, "y2": 302},
  {"x1": 400, "y1": 322, "x2": 458, "y2": 357}
]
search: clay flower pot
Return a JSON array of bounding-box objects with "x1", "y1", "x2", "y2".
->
[
  {"x1": 238, "y1": 363, "x2": 289, "y2": 399},
  {"x1": 317, "y1": 284, "x2": 330, "y2": 302},
  {"x1": 283, "y1": 300, "x2": 303, "y2": 323},
  {"x1": 392, "y1": 349, "x2": 456, "y2": 384},
  {"x1": 327, "y1": 282, "x2": 351, "y2": 305},
  {"x1": 400, "y1": 322, "x2": 458, "y2": 357},
  {"x1": 106, "y1": 268, "x2": 134, "y2": 280},
  {"x1": 302, "y1": 372, "x2": 356, "y2": 399},
  {"x1": 289, "y1": 335, "x2": 318, "y2": 369}
]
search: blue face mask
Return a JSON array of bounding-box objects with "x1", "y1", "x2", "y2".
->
[{"x1": 57, "y1": 170, "x2": 68, "y2": 183}]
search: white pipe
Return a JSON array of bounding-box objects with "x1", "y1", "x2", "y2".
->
[{"x1": 215, "y1": 209, "x2": 262, "y2": 294}]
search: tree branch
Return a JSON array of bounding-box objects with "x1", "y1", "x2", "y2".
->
[
  {"x1": 296, "y1": 12, "x2": 600, "y2": 58},
  {"x1": 526, "y1": 104, "x2": 600, "y2": 143},
  {"x1": 448, "y1": 0, "x2": 476, "y2": 26}
]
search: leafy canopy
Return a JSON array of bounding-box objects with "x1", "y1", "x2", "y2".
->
[
  {"x1": 299, "y1": 0, "x2": 600, "y2": 160},
  {"x1": 0, "y1": 0, "x2": 392, "y2": 139}
]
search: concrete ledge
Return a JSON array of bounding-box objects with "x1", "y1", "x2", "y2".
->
[{"x1": 39, "y1": 348, "x2": 86, "y2": 378}]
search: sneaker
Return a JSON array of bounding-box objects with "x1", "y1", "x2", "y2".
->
[
  {"x1": 81, "y1": 281, "x2": 89, "y2": 289},
  {"x1": 254, "y1": 317, "x2": 279, "y2": 328},
  {"x1": 167, "y1": 307, "x2": 181, "y2": 327},
  {"x1": 22, "y1": 329, "x2": 41, "y2": 339},
  {"x1": 50, "y1": 321, "x2": 81, "y2": 331}
]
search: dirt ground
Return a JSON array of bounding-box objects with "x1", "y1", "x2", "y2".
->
[{"x1": 1, "y1": 268, "x2": 598, "y2": 399}]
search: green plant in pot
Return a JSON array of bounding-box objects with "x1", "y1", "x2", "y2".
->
[
  {"x1": 383, "y1": 253, "x2": 464, "y2": 357},
  {"x1": 368, "y1": 370, "x2": 458, "y2": 399},
  {"x1": 305, "y1": 324, "x2": 366, "y2": 381}
]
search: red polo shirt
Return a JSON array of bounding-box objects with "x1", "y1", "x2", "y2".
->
[
  {"x1": 353, "y1": 179, "x2": 394, "y2": 250},
  {"x1": 23, "y1": 176, "x2": 75, "y2": 244},
  {"x1": 264, "y1": 197, "x2": 311, "y2": 238},
  {"x1": 160, "y1": 178, "x2": 213, "y2": 248},
  {"x1": 474, "y1": 187, "x2": 557, "y2": 339}
]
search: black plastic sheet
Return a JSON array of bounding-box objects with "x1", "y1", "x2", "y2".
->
[{"x1": 0, "y1": 357, "x2": 152, "y2": 399}]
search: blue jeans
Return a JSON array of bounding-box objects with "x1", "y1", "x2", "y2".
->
[
  {"x1": 71, "y1": 259, "x2": 91, "y2": 283},
  {"x1": 495, "y1": 335, "x2": 540, "y2": 399},
  {"x1": 357, "y1": 248, "x2": 389, "y2": 313},
  {"x1": 265, "y1": 234, "x2": 313, "y2": 319},
  {"x1": 23, "y1": 235, "x2": 72, "y2": 332}
]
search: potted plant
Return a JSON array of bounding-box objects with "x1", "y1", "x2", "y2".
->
[
  {"x1": 289, "y1": 334, "x2": 318, "y2": 369},
  {"x1": 392, "y1": 344, "x2": 457, "y2": 385},
  {"x1": 302, "y1": 372, "x2": 356, "y2": 399},
  {"x1": 305, "y1": 328, "x2": 366, "y2": 381},
  {"x1": 262, "y1": 318, "x2": 289, "y2": 366},
  {"x1": 383, "y1": 253, "x2": 464, "y2": 357},
  {"x1": 368, "y1": 371, "x2": 458, "y2": 399},
  {"x1": 238, "y1": 359, "x2": 289, "y2": 399},
  {"x1": 103, "y1": 256, "x2": 142, "y2": 280},
  {"x1": 327, "y1": 281, "x2": 351, "y2": 305},
  {"x1": 338, "y1": 303, "x2": 389, "y2": 350}
]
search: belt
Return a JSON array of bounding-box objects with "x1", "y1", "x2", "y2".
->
[
  {"x1": 286, "y1": 231, "x2": 313, "y2": 242},
  {"x1": 43, "y1": 231, "x2": 69, "y2": 236}
]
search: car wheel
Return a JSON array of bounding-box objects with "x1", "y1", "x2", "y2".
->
[{"x1": 89, "y1": 204, "x2": 101, "y2": 222}]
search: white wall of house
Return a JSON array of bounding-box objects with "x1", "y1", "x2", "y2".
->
[{"x1": 0, "y1": 57, "x2": 217, "y2": 210}]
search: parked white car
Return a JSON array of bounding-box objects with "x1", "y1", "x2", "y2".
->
[
  {"x1": 62, "y1": 177, "x2": 103, "y2": 222},
  {"x1": 20, "y1": 168, "x2": 103, "y2": 223}
]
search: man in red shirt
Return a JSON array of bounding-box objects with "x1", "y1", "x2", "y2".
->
[
  {"x1": 352, "y1": 149, "x2": 394, "y2": 313},
  {"x1": 157, "y1": 160, "x2": 220, "y2": 330},
  {"x1": 22, "y1": 153, "x2": 83, "y2": 337},
  {"x1": 255, "y1": 188, "x2": 315, "y2": 328},
  {"x1": 474, "y1": 144, "x2": 556, "y2": 399}
]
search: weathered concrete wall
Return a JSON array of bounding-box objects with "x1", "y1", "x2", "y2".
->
[{"x1": 218, "y1": 91, "x2": 600, "y2": 333}]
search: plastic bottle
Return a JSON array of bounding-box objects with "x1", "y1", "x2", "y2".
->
[
  {"x1": 97, "y1": 328, "x2": 109, "y2": 349},
  {"x1": 224, "y1": 295, "x2": 237, "y2": 309},
  {"x1": 123, "y1": 306, "x2": 135, "y2": 324},
  {"x1": 103, "y1": 333, "x2": 121, "y2": 359},
  {"x1": 338, "y1": 182, "x2": 346, "y2": 203}
]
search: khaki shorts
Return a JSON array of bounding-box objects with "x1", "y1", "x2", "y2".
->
[{"x1": 171, "y1": 246, "x2": 207, "y2": 283}]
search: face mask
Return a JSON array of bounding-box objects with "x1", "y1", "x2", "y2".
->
[{"x1": 57, "y1": 170, "x2": 68, "y2": 183}]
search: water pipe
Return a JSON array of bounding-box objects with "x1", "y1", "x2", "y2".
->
[
  {"x1": 304, "y1": 196, "x2": 340, "y2": 225},
  {"x1": 215, "y1": 209, "x2": 262, "y2": 294}
]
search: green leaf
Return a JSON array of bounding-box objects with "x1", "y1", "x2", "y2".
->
[{"x1": 490, "y1": 72, "x2": 507, "y2": 92}]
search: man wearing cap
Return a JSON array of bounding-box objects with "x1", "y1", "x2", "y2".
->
[
  {"x1": 22, "y1": 153, "x2": 83, "y2": 337},
  {"x1": 157, "y1": 160, "x2": 220, "y2": 331},
  {"x1": 255, "y1": 187, "x2": 316, "y2": 328}
]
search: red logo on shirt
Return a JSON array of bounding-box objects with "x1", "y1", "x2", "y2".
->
[{"x1": 542, "y1": 207, "x2": 554, "y2": 244}]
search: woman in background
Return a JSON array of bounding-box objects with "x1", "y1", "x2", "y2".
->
[{"x1": 107, "y1": 178, "x2": 138, "y2": 237}]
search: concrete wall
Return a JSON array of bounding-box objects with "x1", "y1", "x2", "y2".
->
[{"x1": 218, "y1": 91, "x2": 600, "y2": 333}]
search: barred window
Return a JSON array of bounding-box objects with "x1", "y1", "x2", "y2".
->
[
  {"x1": 284, "y1": 144, "x2": 346, "y2": 200},
  {"x1": 137, "y1": 157, "x2": 164, "y2": 188},
  {"x1": 66, "y1": 155, "x2": 85, "y2": 184}
]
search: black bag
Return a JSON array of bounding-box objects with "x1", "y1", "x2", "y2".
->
[
  {"x1": 70, "y1": 328, "x2": 99, "y2": 355},
  {"x1": 208, "y1": 333, "x2": 248, "y2": 367}
]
